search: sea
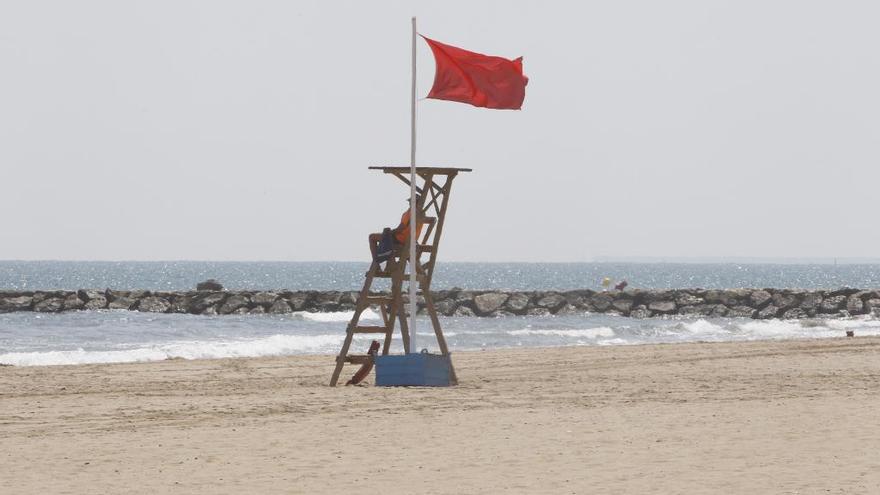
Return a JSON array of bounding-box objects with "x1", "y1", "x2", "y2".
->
[{"x1": 2, "y1": 261, "x2": 879, "y2": 367}]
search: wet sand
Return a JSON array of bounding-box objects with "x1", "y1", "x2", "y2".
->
[{"x1": 2, "y1": 337, "x2": 880, "y2": 494}]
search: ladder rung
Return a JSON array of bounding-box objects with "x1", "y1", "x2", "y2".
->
[
  {"x1": 373, "y1": 271, "x2": 426, "y2": 282},
  {"x1": 375, "y1": 272, "x2": 425, "y2": 283},
  {"x1": 364, "y1": 295, "x2": 393, "y2": 305},
  {"x1": 352, "y1": 326, "x2": 389, "y2": 334},
  {"x1": 342, "y1": 355, "x2": 374, "y2": 364}
]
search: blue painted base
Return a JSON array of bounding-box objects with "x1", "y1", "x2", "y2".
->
[{"x1": 374, "y1": 352, "x2": 454, "y2": 387}]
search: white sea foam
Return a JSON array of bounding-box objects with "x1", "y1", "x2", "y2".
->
[
  {"x1": 0, "y1": 333, "x2": 345, "y2": 367},
  {"x1": 507, "y1": 327, "x2": 615, "y2": 339},
  {"x1": 292, "y1": 309, "x2": 380, "y2": 322},
  {"x1": 732, "y1": 318, "x2": 880, "y2": 340},
  {"x1": 677, "y1": 319, "x2": 726, "y2": 334},
  {"x1": 824, "y1": 317, "x2": 880, "y2": 331},
  {"x1": 737, "y1": 319, "x2": 812, "y2": 338}
]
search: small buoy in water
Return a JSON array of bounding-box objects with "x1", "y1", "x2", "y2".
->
[{"x1": 846, "y1": 330, "x2": 855, "y2": 337}]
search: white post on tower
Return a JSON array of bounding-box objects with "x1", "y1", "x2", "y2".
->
[{"x1": 408, "y1": 16, "x2": 418, "y2": 354}]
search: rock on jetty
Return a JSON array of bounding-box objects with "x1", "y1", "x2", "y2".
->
[{"x1": 1, "y1": 288, "x2": 879, "y2": 319}]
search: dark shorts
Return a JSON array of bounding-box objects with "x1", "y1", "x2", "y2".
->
[{"x1": 375, "y1": 228, "x2": 395, "y2": 262}]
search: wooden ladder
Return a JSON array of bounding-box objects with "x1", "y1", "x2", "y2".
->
[{"x1": 329, "y1": 256, "x2": 406, "y2": 387}]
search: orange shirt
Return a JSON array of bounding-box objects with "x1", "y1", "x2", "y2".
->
[{"x1": 395, "y1": 209, "x2": 425, "y2": 244}]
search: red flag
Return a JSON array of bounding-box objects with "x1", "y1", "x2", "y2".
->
[{"x1": 422, "y1": 36, "x2": 528, "y2": 110}]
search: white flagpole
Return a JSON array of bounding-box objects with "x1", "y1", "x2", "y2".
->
[{"x1": 408, "y1": 16, "x2": 418, "y2": 353}]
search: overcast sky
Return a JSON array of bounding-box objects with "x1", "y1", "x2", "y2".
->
[{"x1": 2, "y1": 1, "x2": 878, "y2": 262}]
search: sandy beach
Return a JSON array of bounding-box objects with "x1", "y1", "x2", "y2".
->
[{"x1": 2, "y1": 337, "x2": 879, "y2": 494}]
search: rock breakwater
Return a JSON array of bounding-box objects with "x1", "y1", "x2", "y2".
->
[{"x1": 1, "y1": 288, "x2": 880, "y2": 319}]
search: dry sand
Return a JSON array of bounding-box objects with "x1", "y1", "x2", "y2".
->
[{"x1": 2, "y1": 337, "x2": 880, "y2": 494}]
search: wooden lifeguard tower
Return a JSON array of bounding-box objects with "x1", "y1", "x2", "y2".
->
[{"x1": 329, "y1": 166, "x2": 471, "y2": 386}]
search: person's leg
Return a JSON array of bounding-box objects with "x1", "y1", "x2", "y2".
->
[{"x1": 368, "y1": 233, "x2": 382, "y2": 261}]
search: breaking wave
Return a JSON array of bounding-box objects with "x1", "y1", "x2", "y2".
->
[
  {"x1": 0, "y1": 333, "x2": 348, "y2": 367},
  {"x1": 507, "y1": 327, "x2": 615, "y2": 339},
  {"x1": 3, "y1": 310, "x2": 879, "y2": 367},
  {"x1": 292, "y1": 309, "x2": 380, "y2": 322}
]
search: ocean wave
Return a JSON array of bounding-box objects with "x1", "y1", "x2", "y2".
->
[
  {"x1": 5, "y1": 311, "x2": 879, "y2": 367},
  {"x1": 0, "y1": 333, "x2": 346, "y2": 367},
  {"x1": 676, "y1": 319, "x2": 727, "y2": 334},
  {"x1": 734, "y1": 318, "x2": 880, "y2": 340},
  {"x1": 291, "y1": 309, "x2": 379, "y2": 322},
  {"x1": 736, "y1": 319, "x2": 810, "y2": 337},
  {"x1": 507, "y1": 327, "x2": 615, "y2": 339},
  {"x1": 824, "y1": 317, "x2": 880, "y2": 330}
]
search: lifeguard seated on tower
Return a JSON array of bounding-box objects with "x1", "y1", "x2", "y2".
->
[{"x1": 368, "y1": 196, "x2": 427, "y2": 265}]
